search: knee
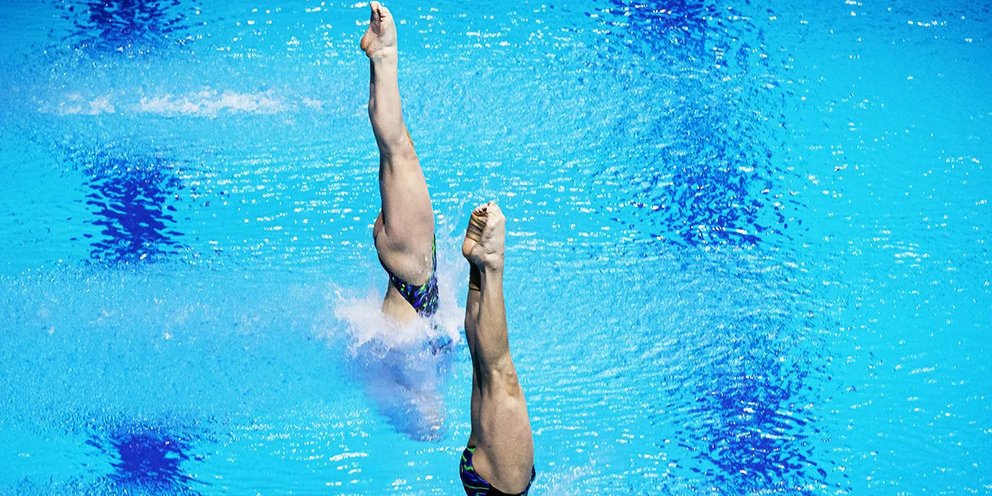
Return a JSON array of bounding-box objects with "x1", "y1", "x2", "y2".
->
[{"x1": 380, "y1": 133, "x2": 417, "y2": 160}]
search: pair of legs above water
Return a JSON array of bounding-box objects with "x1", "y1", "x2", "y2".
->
[{"x1": 361, "y1": 3, "x2": 534, "y2": 493}]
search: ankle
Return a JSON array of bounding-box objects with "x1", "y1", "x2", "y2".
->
[
  {"x1": 366, "y1": 46, "x2": 398, "y2": 63},
  {"x1": 478, "y1": 264, "x2": 504, "y2": 289},
  {"x1": 480, "y1": 257, "x2": 504, "y2": 274}
]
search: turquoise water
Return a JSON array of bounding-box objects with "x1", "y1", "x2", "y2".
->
[{"x1": 0, "y1": 0, "x2": 989, "y2": 494}]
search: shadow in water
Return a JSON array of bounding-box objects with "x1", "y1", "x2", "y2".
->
[
  {"x1": 590, "y1": 0, "x2": 799, "y2": 249},
  {"x1": 681, "y1": 367, "x2": 827, "y2": 492},
  {"x1": 600, "y1": 0, "x2": 712, "y2": 52},
  {"x1": 75, "y1": 150, "x2": 186, "y2": 264},
  {"x1": 580, "y1": 4, "x2": 829, "y2": 483},
  {"x1": 643, "y1": 251, "x2": 843, "y2": 493},
  {"x1": 55, "y1": 0, "x2": 200, "y2": 56},
  {"x1": 87, "y1": 420, "x2": 204, "y2": 494}
]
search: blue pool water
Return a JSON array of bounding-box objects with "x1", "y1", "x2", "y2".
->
[{"x1": 1, "y1": 0, "x2": 989, "y2": 494}]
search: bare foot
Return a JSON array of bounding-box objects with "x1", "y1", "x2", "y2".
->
[
  {"x1": 360, "y1": 1, "x2": 397, "y2": 60},
  {"x1": 463, "y1": 202, "x2": 505, "y2": 273}
]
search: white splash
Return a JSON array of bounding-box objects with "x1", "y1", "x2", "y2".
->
[
  {"x1": 137, "y1": 89, "x2": 285, "y2": 117},
  {"x1": 331, "y1": 231, "x2": 468, "y2": 441},
  {"x1": 44, "y1": 93, "x2": 116, "y2": 115},
  {"x1": 36, "y1": 89, "x2": 294, "y2": 117}
]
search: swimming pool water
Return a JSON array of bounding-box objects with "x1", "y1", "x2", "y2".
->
[{"x1": 0, "y1": 0, "x2": 989, "y2": 494}]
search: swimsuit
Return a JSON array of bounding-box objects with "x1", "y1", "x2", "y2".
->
[
  {"x1": 460, "y1": 446, "x2": 536, "y2": 496},
  {"x1": 379, "y1": 237, "x2": 439, "y2": 318}
]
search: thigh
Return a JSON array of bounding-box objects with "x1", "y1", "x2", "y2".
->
[
  {"x1": 376, "y1": 154, "x2": 434, "y2": 277},
  {"x1": 471, "y1": 388, "x2": 534, "y2": 493}
]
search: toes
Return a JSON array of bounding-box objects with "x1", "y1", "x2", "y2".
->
[
  {"x1": 372, "y1": 2, "x2": 389, "y2": 21},
  {"x1": 370, "y1": 2, "x2": 383, "y2": 24},
  {"x1": 485, "y1": 202, "x2": 502, "y2": 216}
]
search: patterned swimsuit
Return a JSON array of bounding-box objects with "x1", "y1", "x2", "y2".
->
[
  {"x1": 380, "y1": 237, "x2": 439, "y2": 318},
  {"x1": 460, "y1": 446, "x2": 536, "y2": 496}
]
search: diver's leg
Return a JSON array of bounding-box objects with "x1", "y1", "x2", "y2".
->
[
  {"x1": 461, "y1": 203, "x2": 534, "y2": 492},
  {"x1": 362, "y1": 1, "x2": 434, "y2": 284},
  {"x1": 465, "y1": 287, "x2": 483, "y2": 447}
]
